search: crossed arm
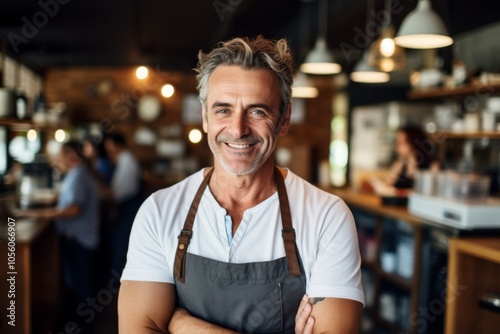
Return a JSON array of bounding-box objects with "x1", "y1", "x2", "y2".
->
[{"x1": 118, "y1": 280, "x2": 362, "y2": 334}]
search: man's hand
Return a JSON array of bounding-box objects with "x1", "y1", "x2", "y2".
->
[{"x1": 295, "y1": 294, "x2": 315, "y2": 334}]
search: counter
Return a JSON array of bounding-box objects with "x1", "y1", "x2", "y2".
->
[
  {"x1": 322, "y1": 187, "x2": 500, "y2": 334},
  {"x1": 324, "y1": 187, "x2": 422, "y2": 225},
  {"x1": 445, "y1": 237, "x2": 500, "y2": 333},
  {"x1": 0, "y1": 218, "x2": 60, "y2": 334},
  {"x1": 320, "y1": 187, "x2": 424, "y2": 333}
]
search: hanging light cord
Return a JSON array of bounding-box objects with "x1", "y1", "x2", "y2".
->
[
  {"x1": 384, "y1": 0, "x2": 392, "y2": 26},
  {"x1": 318, "y1": 0, "x2": 328, "y2": 40}
]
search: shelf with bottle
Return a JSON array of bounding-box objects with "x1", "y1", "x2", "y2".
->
[
  {"x1": 0, "y1": 117, "x2": 70, "y2": 132},
  {"x1": 408, "y1": 82, "x2": 500, "y2": 100},
  {"x1": 429, "y1": 130, "x2": 500, "y2": 140},
  {"x1": 0, "y1": 117, "x2": 32, "y2": 127}
]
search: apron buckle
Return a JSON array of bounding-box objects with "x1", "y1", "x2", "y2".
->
[
  {"x1": 179, "y1": 229, "x2": 193, "y2": 238},
  {"x1": 282, "y1": 228, "x2": 296, "y2": 240}
]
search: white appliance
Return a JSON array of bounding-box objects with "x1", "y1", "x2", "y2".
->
[{"x1": 409, "y1": 193, "x2": 500, "y2": 229}]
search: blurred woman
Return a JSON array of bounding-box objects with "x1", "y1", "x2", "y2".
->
[
  {"x1": 372, "y1": 126, "x2": 439, "y2": 196},
  {"x1": 82, "y1": 136, "x2": 114, "y2": 185}
]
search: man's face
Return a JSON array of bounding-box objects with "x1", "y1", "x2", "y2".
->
[
  {"x1": 54, "y1": 146, "x2": 81, "y2": 173},
  {"x1": 202, "y1": 65, "x2": 290, "y2": 176}
]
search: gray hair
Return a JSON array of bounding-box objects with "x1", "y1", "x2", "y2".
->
[{"x1": 195, "y1": 36, "x2": 294, "y2": 116}]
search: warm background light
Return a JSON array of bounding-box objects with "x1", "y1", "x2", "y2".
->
[
  {"x1": 27, "y1": 129, "x2": 37, "y2": 141},
  {"x1": 136, "y1": 66, "x2": 149, "y2": 79},
  {"x1": 188, "y1": 129, "x2": 202, "y2": 143},
  {"x1": 161, "y1": 84, "x2": 175, "y2": 98},
  {"x1": 54, "y1": 129, "x2": 66, "y2": 142},
  {"x1": 380, "y1": 38, "x2": 396, "y2": 57}
]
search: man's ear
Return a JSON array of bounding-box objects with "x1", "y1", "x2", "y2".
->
[{"x1": 278, "y1": 103, "x2": 292, "y2": 136}]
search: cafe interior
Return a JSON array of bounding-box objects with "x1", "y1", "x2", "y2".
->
[{"x1": 1, "y1": 0, "x2": 500, "y2": 333}]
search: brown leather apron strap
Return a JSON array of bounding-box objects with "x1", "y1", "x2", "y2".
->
[
  {"x1": 174, "y1": 166, "x2": 301, "y2": 283},
  {"x1": 174, "y1": 167, "x2": 214, "y2": 283},
  {"x1": 274, "y1": 166, "x2": 302, "y2": 277}
]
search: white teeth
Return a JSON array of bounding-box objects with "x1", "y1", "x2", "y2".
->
[{"x1": 228, "y1": 143, "x2": 250, "y2": 149}]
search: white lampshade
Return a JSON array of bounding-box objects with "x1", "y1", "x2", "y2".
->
[
  {"x1": 292, "y1": 71, "x2": 319, "y2": 98},
  {"x1": 395, "y1": 0, "x2": 453, "y2": 49},
  {"x1": 350, "y1": 52, "x2": 390, "y2": 83},
  {"x1": 300, "y1": 38, "x2": 342, "y2": 75}
]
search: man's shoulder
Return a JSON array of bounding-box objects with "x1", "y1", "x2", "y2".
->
[{"x1": 286, "y1": 170, "x2": 342, "y2": 206}]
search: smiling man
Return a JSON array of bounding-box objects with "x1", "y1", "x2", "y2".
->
[{"x1": 118, "y1": 36, "x2": 364, "y2": 333}]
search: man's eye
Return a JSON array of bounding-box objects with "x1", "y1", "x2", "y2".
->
[
  {"x1": 251, "y1": 109, "x2": 265, "y2": 115},
  {"x1": 216, "y1": 109, "x2": 229, "y2": 114}
]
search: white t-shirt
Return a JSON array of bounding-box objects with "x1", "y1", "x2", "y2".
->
[
  {"x1": 122, "y1": 169, "x2": 365, "y2": 305},
  {"x1": 111, "y1": 150, "x2": 141, "y2": 203}
]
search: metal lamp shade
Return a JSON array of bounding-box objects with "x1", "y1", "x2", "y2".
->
[
  {"x1": 395, "y1": 0, "x2": 453, "y2": 49},
  {"x1": 300, "y1": 38, "x2": 342, "y2": 75},
  {"x1": 292, "y1": 71, "x2": 319, "y2": 98},
  {"x1": 350, "y1": 52, "x2": 390, "y2": 83}
]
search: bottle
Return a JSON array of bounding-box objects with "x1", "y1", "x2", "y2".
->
[{"x1": 15, "y1": 88, "x2": 28, "y2": 119}]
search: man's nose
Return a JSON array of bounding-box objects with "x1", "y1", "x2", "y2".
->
[{"x1": 229, "y1": 112, "x2": 250, "y2": 139}]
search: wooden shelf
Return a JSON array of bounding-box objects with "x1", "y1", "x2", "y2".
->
[
  {"x1": 362, "y1": 259, "x2": 412, "y2": 291},
  {"x1": 0, "y1": 118, "x2": 70, "y2": 131},
  {"x1": 0, "y1": 117, "x2": 32, "y2": 127},
  {"x1": 408, "y1": 82, "x2": 500, "y2": 100},
  {"x1": 379, "y1": 270, "x2": 413, "y2": 291},
  {"x1": 430, "y1": 131, "x2": 500, "y2": 140}
]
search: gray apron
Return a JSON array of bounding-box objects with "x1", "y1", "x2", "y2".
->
[{"x1": 173, "y1": 166, "x2": 306, "y2": 333}]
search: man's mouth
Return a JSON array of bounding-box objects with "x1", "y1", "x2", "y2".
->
[{"x1": 226, "y1": 143, "x2": 254, "y2": 149}]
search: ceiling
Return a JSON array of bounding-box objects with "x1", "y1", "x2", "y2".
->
[{"x1": 1, "y1": 0, "x2": 499, "y2": 74}]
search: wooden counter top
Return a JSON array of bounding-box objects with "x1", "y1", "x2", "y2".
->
[
  {"x1": 449, "y1": 237, "x2": 500, "y2": 263},
  {"x1": 321, "y1": 187, "x2": 423, "y2": 226},
  {"x1": 0, "y1": 218, "x2": 53, "y2": 244}
]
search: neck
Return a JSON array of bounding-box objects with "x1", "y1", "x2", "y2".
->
[{"x1": 207, "y1": 160, "x2": 285, "y2": 228}]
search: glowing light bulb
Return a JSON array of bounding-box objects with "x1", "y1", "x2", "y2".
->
[
  {"x1": 27, "y1": 129, "x2": 37, "y2": 141},
  {"x1": 161, "y1": 84, "x2": 175, "y2": 98},
  {"x1": 136, "y1": 66, "x2": 149, "y2": 79},
  {"x1": 54, "y1": 129, "x2": 66, "y2": 142},
  {"x1": 188, "y1": 129, "x2": 202, "y2": 144},
  {"x1": 380, "y1": 38, "x2": 396, "y2": 57}
]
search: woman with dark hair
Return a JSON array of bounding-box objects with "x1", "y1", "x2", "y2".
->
[
  {"x1": 82, "y1": 136, "x2": 114, "y2": 185},
  {"x1": 372, "y1": 126, "x2": 439, "y2": 196}
]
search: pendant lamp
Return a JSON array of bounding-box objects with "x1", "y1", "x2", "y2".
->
[
  {"x1": 300, "y1": 0, "x2": 341, "y2": 75},
  {"x1": 350, "y1": 0, "x2": 390, "y2": 83},
  {"x1": 394, "y1": 0, "x2": 453, "y2": 49},
  {"x1": 350, "y1": 51, "x2": 390, "y2": 83},
  {"x1": 369, "y1": 0, "x2": 406, "y2": 72},
  {"x1": 292, "y1": 71, "x2": 319, "y2": 98}
]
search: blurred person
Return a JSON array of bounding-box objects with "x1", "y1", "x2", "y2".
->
[
  {"x1": 82, "y1": 136, "x2": 114, "y2": 185},
  {"x1": 82, "y1": 136, "x2": 116, "y2": 287},
  {"x1": 103, "y1": 133, "x2": 143, "y2": 277},
  {"x1": 15, "y1": 140, "x2": 100, "y2": 332},
  {"x1": 119, "y1": 36, "x2": 363, "y2": 333},
  {"x1": 371, "y1": 125, "x2": 439, "y2": 196}
]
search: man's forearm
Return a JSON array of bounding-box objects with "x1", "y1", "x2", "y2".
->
[{"x1": 168, "y1": 307, "x2": 238, "y2": 334}]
